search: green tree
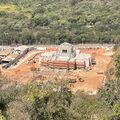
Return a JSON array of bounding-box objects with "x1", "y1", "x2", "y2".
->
[
  {"x1": 115, "y1": 53, "x2": 120, "y2": 79},
  {"x1": 31, "y1": 87, "x2": 72, "y2": 120}
]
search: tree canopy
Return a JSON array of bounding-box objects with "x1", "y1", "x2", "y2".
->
[{"x1": 0, "y1": 0, "x2": 120, "y2": 45}]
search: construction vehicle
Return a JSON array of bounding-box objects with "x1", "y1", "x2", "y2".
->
[
  {"x1": 78, "y1": 77, "x2": 84, "y2": 82},
  {"x1": 67, "y1": 79, "x2": 77, "y2": 83}
]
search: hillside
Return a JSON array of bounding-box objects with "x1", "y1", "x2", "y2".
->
[
  {"x1": 0, "y1": 48, "x2": 120, "y2": 120},
  {"x1": 0, "y1": 0, "x2": 120, "y2": 45}
]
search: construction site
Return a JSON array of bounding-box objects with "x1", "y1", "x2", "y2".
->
[{"x1": 0, "y1": 43, "x2": 114, "y2": 94}]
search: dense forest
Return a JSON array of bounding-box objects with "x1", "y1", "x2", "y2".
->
[
  {"x1": 0, "y1": 0, "x2": 120, "y2": 45},
  {"x1": 0, "y1": 48, "x2": 120, "y2": 120}
]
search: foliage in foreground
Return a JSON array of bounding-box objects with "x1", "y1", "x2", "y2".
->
[
  {"x1": 0, "y1": 78, "x2": 115, "y2": 120},
  {"x1": 0, "y1": 78, "x2": 109, "y2": 120},
  {"x1": 99, "y1": 52, "x2": 120, "y2": 119}
]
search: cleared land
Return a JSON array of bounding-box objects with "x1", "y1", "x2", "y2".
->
[{"x1": 0, "y1": 45, "x2": 113, "y2": 94}]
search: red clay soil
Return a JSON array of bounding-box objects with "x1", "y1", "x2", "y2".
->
[
  {"x1": 1, "y1": 50, "x2": 41, "y2": 84},
  {"x1": 80, "y1": 48, "x2": 106, "y2": 55},
  {"x1": 1, "y1": 62, "x2": 37, "y2": 84},
  {"x1": 69, "y1": 49, "x2": 113, "y2": 93},
  {"x1": 0, "y1": 48, "x2": 113, "y2": 93}
]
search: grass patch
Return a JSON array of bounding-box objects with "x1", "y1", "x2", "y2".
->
[
  {"x1": 0, "y1": 4, "x2": 16, "y2": 13},
  {"x1": 24, "y1": 12, "x2": 32, "y2": 19}
]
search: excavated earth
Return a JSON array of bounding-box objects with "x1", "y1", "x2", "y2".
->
[{"x1": 0, "y1": 47, "x2": 114, "y2": 94}]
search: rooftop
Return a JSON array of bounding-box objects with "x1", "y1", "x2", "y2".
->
[{"x1": 60, "y1": 42, "x2": 73, "y2": 47}]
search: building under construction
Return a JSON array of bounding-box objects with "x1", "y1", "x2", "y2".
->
[{"x1": 40, "y1": 42, "x2": 94, "y2": 70}]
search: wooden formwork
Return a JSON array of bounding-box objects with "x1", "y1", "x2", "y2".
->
[
  {"x1": 41, "y1": 60, "x2": 49, "y2": 66},
  {"x1": 41, "y1": 59, "x2": 87, "y2": 69},
  {"x1": 41, "y1": 60, "x2": 77, "y2": 70},
  {"x1": 76, "y1": 61, "x2": 85, "y2": 69},
  {"x1": 53, "y1": 61, "x2": 68, "y2": 69}
]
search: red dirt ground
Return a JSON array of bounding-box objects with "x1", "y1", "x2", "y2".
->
[
  {"x1": 0, "y1": 47, "x2": 113, "y2": 93},
  {"x1": 69, "y1": 49, "x2": 113, "y2": 93}
]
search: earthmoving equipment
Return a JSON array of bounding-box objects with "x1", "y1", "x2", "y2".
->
[
  {"x1": 67, "y1": 79, "x2": 77, "y2": 83},
  {"x1": 97, "y1": 71, "x2": 104, "y2": 74},
  {"x1": 78, "y1": 77, "x2": 84, "y2": 82}
]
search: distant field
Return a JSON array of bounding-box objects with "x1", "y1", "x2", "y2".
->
[
  {"x1": 0, "y1": 4, "x2": 16, "y2": 12},
  {"x1": 0, "y1": 4, "x2": 32, "y2": 19}
]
